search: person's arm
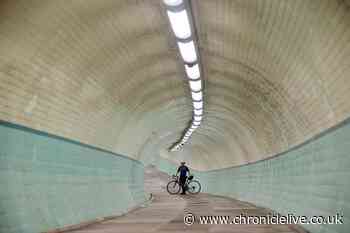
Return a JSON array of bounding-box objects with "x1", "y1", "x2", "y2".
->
[
  {"x1": 176, "y1": 167, "x2": 180, "y2": 176},
  {"x1": 186, "y1": 167, "x2": 190, "y2": 176}
]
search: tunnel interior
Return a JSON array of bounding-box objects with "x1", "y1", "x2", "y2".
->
[{"x1": 0, "y1": 0, "x2": 349, "y2": 233}]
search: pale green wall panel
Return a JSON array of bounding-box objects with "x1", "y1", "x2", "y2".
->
[
  {"x1": 0, "y1": 121, "x2": 147, "y2": 233},
  {"x1": 156, "y1": 120, "x2": 350, "y2": 233},
  {"x1": 156, "y1": 158, "x2": 176, "y2": 175},
  {"x1": 193, "y1": 119, "x2": 350, "y2": 233}
]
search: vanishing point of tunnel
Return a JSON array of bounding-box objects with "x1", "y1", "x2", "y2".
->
[{"x1": 0, "y1": 0, "x2": 349, "y2": 233}]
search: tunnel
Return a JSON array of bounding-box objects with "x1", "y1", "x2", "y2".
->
[{"x1": 0, "y1": 0, "x2": 349, "y2": 232}]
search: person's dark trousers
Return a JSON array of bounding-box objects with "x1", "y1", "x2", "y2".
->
[{"x1": 179, "y1": 176, "x2": 187, "y2": 194}]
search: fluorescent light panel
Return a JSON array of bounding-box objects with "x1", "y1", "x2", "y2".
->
[
  {"x1": 194, "y1": 108, "x2": 203, "y2": 115},
  {"x1": 185, "y1": 64, "x2": 200, "y2": 80},
  {"x1": 163, "y1": 0, "x2": 183, "y2": 6},
  {"x1": 178, "y1": 41, "x2": 197, "y2": 63},
  {"x1": 189, "y1": 80, "x2": 201, "y2": 92},
  {"x1": 167, "y1": 10, "x2": 191, "y2": 39},
  {"x1": 164, "y1": 1, "x2": 205, "y2": 151},
  {"x1": 194, "y1": 115, "x2": 202, "y2": 121},
  {"x1": 193, "y1": 101, "x2": 203, "y2": 109},
  {"x1": 193, "y1": 121, "x2": 201, "y2": 126},
  {"x1": 191, "y1": 91, "x2": 202, "y2": 101}
]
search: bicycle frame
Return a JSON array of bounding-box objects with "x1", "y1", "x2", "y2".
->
[
  {"x1": 167, "y1": 174, "x2": 201, "y2": 195},
  {"x1": 172, "y1": 175, "x2": 194, "y2": 189}
]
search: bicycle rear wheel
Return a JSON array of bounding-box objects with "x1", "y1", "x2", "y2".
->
[
  {"x1": 166, "y1": 180, "x2": 181, "y2": 194},
  {"x1": 187, "y1": 180, "x2": 201, "y2": 194}
]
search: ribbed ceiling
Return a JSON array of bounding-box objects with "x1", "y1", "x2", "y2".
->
[{"x1": 0, "y1": 0, "x2": 349, "y2": 170}]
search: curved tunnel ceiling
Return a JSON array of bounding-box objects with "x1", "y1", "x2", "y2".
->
[{"x1": 0, "y1": 0, "x2": 349, "y2": 171}]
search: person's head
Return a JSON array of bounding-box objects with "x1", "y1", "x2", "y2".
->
[{"x1": 180, "y1": 161, "x2": 186, "y2": 165}]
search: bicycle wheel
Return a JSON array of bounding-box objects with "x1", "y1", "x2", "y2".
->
[
  {"x1": 187, "y1": 180, "x2": 201, "y2": 194},
  {"x1": 166, "y1": 180, "x2": 181, "y2": 194}
]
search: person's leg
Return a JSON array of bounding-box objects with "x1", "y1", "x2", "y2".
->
[{"x1": 179, "y1": 176, "x2": 187, "y2": 194}]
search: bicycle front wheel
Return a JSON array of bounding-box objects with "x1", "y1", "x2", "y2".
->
[
  {"x1": 187, "y1": 180, "x2": 201, "y2": 194},
  {"x1": 166, "y1": 180, "x2": 181, "y2": 194}
]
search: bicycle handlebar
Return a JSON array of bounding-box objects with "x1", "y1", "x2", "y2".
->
[{"x1": 171, "y1": 174, "x2": 194, "y2": 179}]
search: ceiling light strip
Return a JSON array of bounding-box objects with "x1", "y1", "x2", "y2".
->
[{"x1": 163, "y1": 0, "x2": 204, "y2": 152}]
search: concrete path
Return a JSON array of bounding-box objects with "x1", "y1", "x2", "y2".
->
[{"x1": 68, "y1": 166, "x2": 306, "y2": 233}]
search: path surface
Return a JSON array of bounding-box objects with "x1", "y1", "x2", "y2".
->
[{"x1": 68, "y1": 166, "x2": 306, "y2": 233}]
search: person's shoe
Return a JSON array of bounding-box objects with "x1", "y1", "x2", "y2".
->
[{"x1": 180, "y1": 193, "x2": 186, "y2": 195}]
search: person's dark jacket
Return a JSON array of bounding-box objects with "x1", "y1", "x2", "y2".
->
[{"x1": 177, "y1": 165, "x2": 189, "y2": 177}]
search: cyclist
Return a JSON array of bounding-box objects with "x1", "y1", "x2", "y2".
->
[{"x1": 176, "y1": 161, "x2": 190, "y2": 195}]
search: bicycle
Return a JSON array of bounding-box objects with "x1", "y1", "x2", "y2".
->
[{"x1": 166, "y1": 174, "x2": 201, "y2": 195}]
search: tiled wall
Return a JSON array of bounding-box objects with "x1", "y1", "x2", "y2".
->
[
  {"x1": 157, "y1": 119, "x2": 350, "y2": 233},
  {"x1": 0, "y1": 121, "x2": 146, "y2": 233},
  {"x1": 198, "y1": 119, "x2": 350, "y2": 233}
]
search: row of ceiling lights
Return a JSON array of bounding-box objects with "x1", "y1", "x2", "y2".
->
[{"x1": 163, "y1": 0, "x2": 204, "y2": 152}]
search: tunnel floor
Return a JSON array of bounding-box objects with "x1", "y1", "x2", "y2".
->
[{"x1": 67, "y1": 166, "x2": 306, "y2": 233}]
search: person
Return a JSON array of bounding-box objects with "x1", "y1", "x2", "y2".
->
[{"x1": 176, "y1": 161, "x2": 190, "y2": 195}]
